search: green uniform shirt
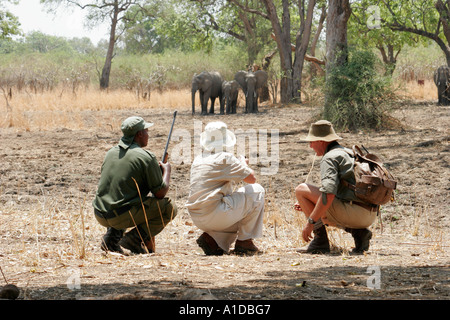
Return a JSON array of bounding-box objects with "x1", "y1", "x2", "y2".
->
[
  {"x1": 93, "y1": 139, "x2": 166, "y2": 213},
  {"x1": 319, "y1": 142, "x2": 358, "y2": 202}
]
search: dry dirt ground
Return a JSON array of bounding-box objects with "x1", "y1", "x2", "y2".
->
[{"x1": 0, "y1": 100, "x2": 449, "y2": 306}]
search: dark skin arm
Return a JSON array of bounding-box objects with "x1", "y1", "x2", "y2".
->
[
  {"x1": 135, "y1": 130, "x2": 171, "y2": 199},
  {"x1": 154, "y1": 161, "x2": 171, "y2": 199}
]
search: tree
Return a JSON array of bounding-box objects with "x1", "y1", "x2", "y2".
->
[
  {"x1": 253, "y1": 0, "x2": 317, "y2": 104},
  {"x1": 0, "y1": 0, "x2": 21, "y2": 40},
  {"x1": 212, "y1": 0, "x2": 273, "y2": 66},
  {"x1": 324, "y1": 0, "x2": 351, "y2": 109},
  {"x1": 25, "y1": 31, "x2": 73, "y2": 53},
  {"x1": 122, "y1": 0, "x2": 222, "y2": 54},
  {"x1": 326, "y1": 0, "x2": 351, "y2": 73},
  {"x1": 382, "y1": 0, "x2": 450, "y2": 66},
  {"x1": 349, "y1": 0, "x2": 418, "y2": 75},
  {"x1": 168, "y1": 0, "x2": 273, "y2": 65},
  {"x1": 68, "y1": 37, "x2": 96, "y2": 55},
  {"x1": 122, "y1": 4, "x2": 167, "y2": 54},
  {"x1": 42, "y1": 0, "x2": 147, "y2": 89}
]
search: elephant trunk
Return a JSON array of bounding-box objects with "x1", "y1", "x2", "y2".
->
[
  {"x1": 247, "y1": 90, "x2": 256, "y2": 113},
  {"x1": 191, "y1": 89, "x2": 196, "y2": 115}
]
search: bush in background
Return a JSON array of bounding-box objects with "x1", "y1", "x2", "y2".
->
[{"x1": 323, "y1": 48, "x2": 394, "y2": 131}]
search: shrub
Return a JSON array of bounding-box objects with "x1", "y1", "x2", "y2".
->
[{"x1": 323, "y1": 48, "x2": 394, "y2": 131}]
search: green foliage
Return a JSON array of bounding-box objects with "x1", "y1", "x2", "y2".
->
[
  {"x1": 109, "y1": 45, "x2": 247, "y2": 89},
  {"x1": 0, "y1": 0, "x2": 21, "y2": 40},
  {"x1": 323, "y1": 48, "x2": 394, "y2": 131},
  {"x1": 0, "y1": 31, "x2": 248, "y2": 91}
]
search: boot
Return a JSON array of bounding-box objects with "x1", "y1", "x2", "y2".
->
[
  {"x1": 101, "y1": 227, "x2": 124, "y2": 254},
  {"x1": 346, "y1": 228, "x2": 372, "y2": 254},
  {"x1": 233, "y1": 239, "x2": 261, "y2": 256},
  {"x1": 119, "y1": 226, "x2": 154, "y2": 254},
  {"x1": 196, "y1": 232, "x2": 224, "y2": 256},
  {"x1": 298, "y1": 225, "x2": 330, "y2": 254}
]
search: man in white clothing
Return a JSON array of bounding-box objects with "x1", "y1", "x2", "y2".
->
[{"x1": 186, "y1": 121, "x2": 265, "y2": 255}]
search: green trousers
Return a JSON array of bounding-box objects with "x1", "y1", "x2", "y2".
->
[{"x1": 95, "y1": 197, "x2": 177, "y2": 238}]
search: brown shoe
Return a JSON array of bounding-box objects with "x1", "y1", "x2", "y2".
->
[
  {"x1": 233, "y1": 239, "x2": 261, "y2": 256},
  {"x1": 196, "y1": 232, "x2": 224, "y2": 256}
]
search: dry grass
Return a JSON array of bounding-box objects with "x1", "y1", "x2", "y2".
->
[
  {"x1": 396, "y1": 80, "x2": 437, "y2": 100},
  {"x1": 1, "y1": 87, "x2": 192, "y2": 130}
]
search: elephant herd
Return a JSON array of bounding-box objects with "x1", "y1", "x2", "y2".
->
[
  {"x1": 191, "y1": 70, "x2": 268, "y2": 115},
  {"x1": 191, "y1": 66, "x2": 450, "y2": 112}
]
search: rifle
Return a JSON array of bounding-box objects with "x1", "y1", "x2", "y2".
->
[{"x1": 162, "y1": 111, "x2": 177, "y2": 163}]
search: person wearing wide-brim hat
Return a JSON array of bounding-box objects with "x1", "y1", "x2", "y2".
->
[
  {"x1": 93, "y1": 116, "x2": 177, "y2": 255},
  {"x1": 294, "y1": 120, "x2": 378, "y2": 254},
  {"x1": 186, "y1": 121, "x2": 265, "y2": 256}
]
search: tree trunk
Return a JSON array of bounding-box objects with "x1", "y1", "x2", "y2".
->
[
  {"x1": 326, "y1": 0, "x2": 351, "y2": 73},
  {"x1": 377, "y1": 43, "x2": 400, "y2": 76},
  {"x1": 238, "y1": 11, "x2": 259, "y2": 66},
  {"x1": 435, "y1": 0, "x2": 450, "y2": 66},
  {"x1": 325, "y1": 0, "x2": 351, "y2": 107},
  {"x1": 100, "y1": 2, "x2": 119, "y2": 90},
  {"x1": 262, "y1": 0, "x2": 294, "y2": 104},
  {"x1": 310, "y1": 4, "x2": 326, "y2": 77},
  {"x1": 292, "y1": 0, "x2": 316, "y2": 103}
]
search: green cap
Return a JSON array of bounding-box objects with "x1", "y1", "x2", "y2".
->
[{"x1": 119, "y1": 116, "x2": 153, "y2": 148}]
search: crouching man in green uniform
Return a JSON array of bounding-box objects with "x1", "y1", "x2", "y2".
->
[{"x1": 92, "y1": 116, "x2": 177, "y2": 254}]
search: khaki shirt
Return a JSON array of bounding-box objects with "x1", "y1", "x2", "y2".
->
[
  {"x1": 93, "y1": 141, "x2": 165, "y2": 213},
  {"x1": 319, "y1": 142, "x2": 358, "y2": 202},
  {"x1": 186, "y1": 152, "x2": 253, "y2": 216}
]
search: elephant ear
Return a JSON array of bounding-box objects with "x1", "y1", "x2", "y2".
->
[
  {"x1": 203, "y1": 77, "x2": 212, "y2": 90},
  {"x1": 254, "y1": 70, "x2": 268, "y2": 89},
  {"x1": 235, "y1": 71, "x2": 248, "y2": 92}
]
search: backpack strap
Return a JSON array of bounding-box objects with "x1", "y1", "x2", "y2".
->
[{"x1": 340, "y1": 178, "x2": 356, "y2": 191}]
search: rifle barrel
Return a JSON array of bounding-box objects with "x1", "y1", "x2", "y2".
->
[{"x1": 162, "y1": 111, "x2": 177, "y2": 162}]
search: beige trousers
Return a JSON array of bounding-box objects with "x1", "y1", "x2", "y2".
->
[{"x1": 191, "y1": 184, "x2": 265, "y2": 252}]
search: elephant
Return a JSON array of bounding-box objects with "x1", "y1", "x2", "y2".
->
[
  {"x1": 221, "y1": 80, "x2": 240, "y2": 114},
  {"x1": 191, "y1": 71, "x2": 225, "y2": 115},
  {"x1": 235, "y1": 70, "x2": 268, "y2": 113},
  {"x1": 433, "y1": 66, "x2": 450, "y2": 105}
]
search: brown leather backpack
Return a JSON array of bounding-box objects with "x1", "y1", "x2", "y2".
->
[{"x1": 342, "y1": 145, "x2": 397, "y2": 205}]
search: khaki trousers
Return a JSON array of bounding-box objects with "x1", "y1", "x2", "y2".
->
[
  {"x1": 323, "y1": 198, "x2": 377, "y2": 229},
  {"x1": 95, "y1": 197, "x2": 177, "y2": 238}
]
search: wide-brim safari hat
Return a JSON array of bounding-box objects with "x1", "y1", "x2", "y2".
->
[
  {"x1": 302, "y1": 120, "x2": 342, "y2": 142},
  {"x1": 120, "y1": 116, "x2": 154, "y2": 148},
  {"x1": 200, "y1": 121, "x2": 236, "y2": 152}
]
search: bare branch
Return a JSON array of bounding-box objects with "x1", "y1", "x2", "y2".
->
[{"x1": 227, "y1": 0, "x2": 270, "y2": 20}]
